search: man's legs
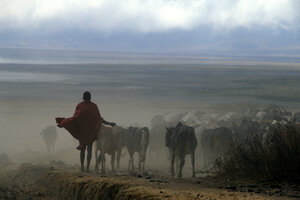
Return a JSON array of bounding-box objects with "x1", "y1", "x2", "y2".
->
[
  {"x1": 80, "y1": 145, "x2": 87, "y2": 172},
  {"x1": 86, "y1": 142, "x2": 93, "y2": 172}
]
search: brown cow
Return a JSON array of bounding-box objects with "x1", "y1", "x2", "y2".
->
[
  {"x1": 119, "y1": 126, "x2": 150, "y2": 171},
  {"x1": 95, "y1": 124, "x2": 122, "y2": 173}
]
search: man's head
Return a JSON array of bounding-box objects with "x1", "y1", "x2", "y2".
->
[{"x1": 83, "y1": 91, "x2": 91, "y2": 101}]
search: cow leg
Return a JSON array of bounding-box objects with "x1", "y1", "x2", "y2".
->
[
  {"x1": 101, "y1": 153, "x2": 106, "y2": 174},
  {"x1": 170, "y1": 150, "x2": 175, "y2": 177},
  {"x1": 127, "y1": 148, "x2": 131, "y2": 170},
  {"x1": 142, "y1": 158, "x2": 145, "y2": 171},
  {"x1": 111, "y1": 153, "x2": 115, "y2": 172},
  {"x1": 175, "y1": 156, "x2": 180, "y2": 176},
  {"x1": 96, "y1": 153, "x2": 102, "y2": 173},
  {"x1": 86, "y1": 143, "x2": 93, "y2": 173},
  {"x1": 138, "y1": 152, "x2": 142, "y2": 170},
  {"x1": 131, "y1": 152, "x2": 135, "y2": 170},
  {"x1": 127, "y1": 148, "x2": 134, "y2": 171},
  {"x1": 142, "y1": 149, "x2": 147, "y2": 171},
  {"x1": 116, "y1": 148, "x2": 121, "y2": 170},
  {"x1": 127, "y1": 154, "x2": 131, "y2": 171},
  {"x1": 178, "y1": 152, "x2": 185, "y2": 178},
  {"x1": 95, "y1": 148, "x2": 99, "y2": 171},
  {"x1": 191, "y1": 151, "x2": 196, "y2": 178},
  {"x1": 139, "y1": 149, "x2": 147, "y2": 171}
]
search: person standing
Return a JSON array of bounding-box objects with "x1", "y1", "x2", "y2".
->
[{"x1": 56, "y1": 91, "x2": 115, "y2": 172}]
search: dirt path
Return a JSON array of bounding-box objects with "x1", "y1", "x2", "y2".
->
[{"x1": 0, "y1": 163, "x2": 299, "y2": 200}]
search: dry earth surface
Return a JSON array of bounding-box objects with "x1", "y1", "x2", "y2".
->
[{"x1": 0, "y1": 162, "x2": 300, "y2": 200}]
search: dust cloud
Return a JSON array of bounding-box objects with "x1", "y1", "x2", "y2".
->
[{"x1": 1, "y1": 61, "x2": 300, "y2": 175}]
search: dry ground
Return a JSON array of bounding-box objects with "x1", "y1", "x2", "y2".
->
[{"x1": 0, "y1": 162, "x2": 299, "y2": 200}]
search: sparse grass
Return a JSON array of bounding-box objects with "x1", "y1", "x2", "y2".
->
[{"x1": 213, "y1": 107, "x2": 300, "y2": 182}]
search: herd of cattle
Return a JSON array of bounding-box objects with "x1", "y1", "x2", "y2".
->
[
  {"x1": 94, "y1": 125, "x2": 150, "y2": 173},
  {"x1": 41, "y1": 106, "x2": 300, "y2": 177},
  {"x1": 95, "y1": 121, "x2": 197, "y2": 178}
]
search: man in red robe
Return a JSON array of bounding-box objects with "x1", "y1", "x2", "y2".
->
[{"x1": 56, "y1": 91, "x2": 115, "y2": 172}]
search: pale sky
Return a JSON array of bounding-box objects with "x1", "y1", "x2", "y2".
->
[
  {"x1": 1, "y1": 0, "x2": 298, "y2": 32},
  {"x1": 0, "y1": 0, "x2": 299, "y2": 57}
]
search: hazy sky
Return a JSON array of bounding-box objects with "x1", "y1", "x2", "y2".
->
[{"x1": 0, "y1": 0, "x2": 299, "y2": 57}]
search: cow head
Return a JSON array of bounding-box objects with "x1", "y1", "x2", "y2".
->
[{"x1": 141, "y1": 127, "x2": 149, "y2": 134}]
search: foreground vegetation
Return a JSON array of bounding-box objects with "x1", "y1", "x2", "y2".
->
[{"x1": 214, "y1": 108, "x2": 300, "y2": 182}]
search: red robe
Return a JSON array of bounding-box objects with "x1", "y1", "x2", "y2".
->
[{"x1": 55, "y1": 101, "x2": 103, "y2": 146}]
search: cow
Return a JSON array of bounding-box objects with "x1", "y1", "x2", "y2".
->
[
  {"x1": 114, "y1": 126, "x2": 127, "y2": 170},
  {"x1": 165, "y1": 122, "x2": 197, "y2": 177},
  {"x1": 120, "y1": 126, "x2": 150, "y2": 171},
  {"x1": 95, "y1": 124, "x2": 121, "y2": 173},
  {"x1": 40, "y1": 125, "x2": 57, "y2": 154},
  {"x1": 232, "y1": 119, "x2": 263, "y2": 142},
  {"x1": 149, "y1": 115, "x2": 168, "y2": 163},
  {"x1": 201, "y1": 127, "x2": 233, "y2": 165},
  {"x1": 200, "y1": 128, "x2": 214, "y2": 165},
  {"x1": 139, "y1": 127, "x2": 150, "y2": 170}
]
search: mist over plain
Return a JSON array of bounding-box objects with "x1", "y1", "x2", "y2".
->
[
  {"x1": 1, "y1": 49, "x2": 300, "y2": 170},
  {"x1": 1, "y1": 0, "x2": 300, "y2": 177}
]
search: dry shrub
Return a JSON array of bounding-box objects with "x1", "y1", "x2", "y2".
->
[{"x1": 214, "y1": 107, "x2": 300, "y2": 182}]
